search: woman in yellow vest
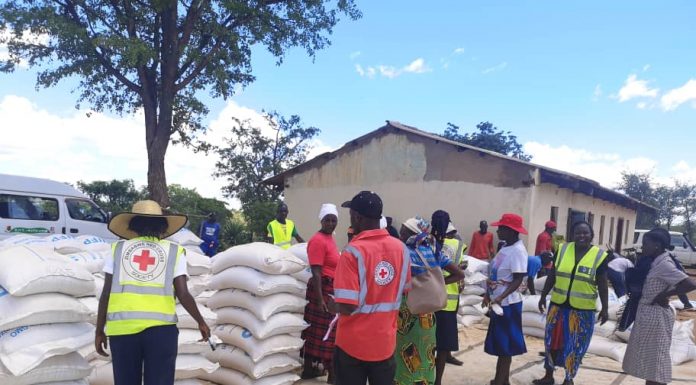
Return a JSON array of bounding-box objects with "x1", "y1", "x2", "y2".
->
[
  {"x1": 534, "y1": 221, "x2": 609, "y2": 385},
  {"x1": 95, "y1": 200, "x2": 212, "y2": 385}
]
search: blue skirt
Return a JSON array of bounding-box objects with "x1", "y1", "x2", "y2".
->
[{"x1": 484, "y1": 301, "x2": 527, "y2": 357}]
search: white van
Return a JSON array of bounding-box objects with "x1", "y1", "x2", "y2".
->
[
  {"x1": 633, "y1": 229, "x2": 696, "y2": 267},
  {"x1": 0, "y1": 173, "x2": 116, "y2": 241}
]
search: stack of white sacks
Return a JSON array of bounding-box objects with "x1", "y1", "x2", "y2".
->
[
  {"x1": 0, "y1": 235, "x2": 96, "y2": 384},
  {"x1": 456, "y1": 256, "x2": 490, "y2": 328},
  {"x1": 520, "y1": 276, "x2": 696, "y2": 366},
  {"x1": 205, "y1": 242, "x2": 308, "y2": 385}
]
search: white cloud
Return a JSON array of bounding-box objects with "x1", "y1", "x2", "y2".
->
[
  {"x1": 0, "y1": 29, "x2": 50, "y2": 69},
  {"x1": 643, "y1": 64, "x2": 651, "y2": 72},
  {"x1": 453, "y1": 47, "x2": 465, "y2": 55},
  {"x1": 481, "y1": 62, "x2": 507, "y2": 75},
  {"x1": 637, "y1": 101, "x2": 648, "y2": 109},
  {"x1": 617, "y1": 74, "x2": 658, "y2": 102},
  {"x1": 660, "y1": 79, "x2": 696, "y2": 111},
  {"x1": 349, "y1": 51, "x2": 361, "y2": 60},
  {"x1": 356, "y1": 58, "x2": 431, "y2": 79},
  {"x1": 0, "y1": 95, "x2": 334, "y2": 208},
  {"x1": 592, "y1": 84, "x2": 602, "y2": 101}
]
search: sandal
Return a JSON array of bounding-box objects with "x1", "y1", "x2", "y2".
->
[{"x1": 532, "y1": 378, "x2": 555, "y2": 385}]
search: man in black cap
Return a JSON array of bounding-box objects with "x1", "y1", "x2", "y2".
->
[{"x1": 330, "y1": 191, "x2": 410, "y2": 385}]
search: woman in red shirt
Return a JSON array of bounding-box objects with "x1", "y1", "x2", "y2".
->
[{"x1": 301, "y1": 203, "x2": 340, "y2": 383}]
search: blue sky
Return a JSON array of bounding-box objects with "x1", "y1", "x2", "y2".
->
[{"x1": 2, "y1": 1, "x2": 696, "y2": 202}]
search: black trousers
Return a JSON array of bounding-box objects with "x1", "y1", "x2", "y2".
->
[
  {"x1": 334, "y1": 346, "x2": 395, "y2": 385},
  {"x1": 110, "y1": 324, "x2": 178, "y2": 385}
]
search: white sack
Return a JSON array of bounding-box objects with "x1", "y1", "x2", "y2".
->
[
  {"x1": 458, "y1": 305, "x2": 485, "y2": 317},
  {"x1": 206, "y1": 289, "x2": 307, "y2": 320},
  {"x1": 78, "y1": 297, "x2": 99, "y2": 325},
  {"x1": 463, "y1": 256, "x2": 489, "y2": 274},
  {"x1": 286, "y1": 243, "x2": 308, "y2": 263},
  {"x1": 52, "y1": 236, "x2": 81, "y2": 254},
  {"x1": 86, "y1": 361, "x2": 112, "y2": 385},
  {"x1": 0, "y1": 234, "x2": 51, "y2": 248},
  {"x1": 593, "y1": 320, "x2": 617, "y2": 339},
  {"x1": 0, "y1": 352, "x2": 92, "y2": 385},
  {"x1": 461, "y1": 284, "x2": 486, "y2": 296},
  {"x1": 200, "y1": 367, "x2": 299, "y2": 385},
  {"x1": 215, "y1": 308, "x2": 307, "y2": 339},
  {"x1": 211, "y1": 243, "x2": 305, "y2": 275},
  {"x1": 522, "y1": 326, "x2": 546, "y2": 339},
  {"x1": 291, "y1": 267, "x2": 312, "y2": 284},
  {"x1": 175, "y1": 354, "x2": 219, "y2": 380},
  {"x1": 672, "y1": 319, "x2": 696, "y2": 365},
  {"x1": 0, "y1": 246, "x2": 94, "y2": 297},
  {"x1": 587, "y1": 336, "x2": 626, "y2": 362},
  {"x1": 93, "y1": 274, "x2": 105, "y2": 299},
  {"x1": 177, "y1": 304, "x2": 217, "y2": 329},
  {"x1": 459, "y1": 294, "x2": 483, "y2": 306},
  {"x1": 186, "y1": 250, "x2": 212, "y2": 276},
  {"x1": 458, "y1": 315, "x2": 484, "y2": 327},
  {"x1": 178, "y1": 329, "x2": 222, "y2": 355},
  {"x1": 212, "y1": 325, "x2": 303, "y2": 363},
  {"x1": 209, "y1": 266, "x2": 305, "y2": 296},
  {"x1": 0, "y1": 288, "x2": 91, "y2": 330},
  {"x1": 0, "y1": 322, "x2": 94, "y2": 376},
  {"x1": 167, "y1": 228, "x2": 203, "y2": 247},
  {"x1": 187, "y1": 275, "x2": 210, "y2": 298},
  {"x1": 61, "y1": 250, "x2": 109, "y2": 274},
  {"x1": 522, "y1": 312, "x2": 547, "y2": 330},
  {"x1": 522, "y1": 295, "x2": 548, "y2": 313},
  {"x1": 196, "y1": 290, "x2": 216, "y2": 306},
  {"x1": 534, "y1": 276, "x2": 547, "y2": 292},
  {"x1": 464, "y1": 271, "x2": 488, "y2": 285},
  {"x1": 203, "y1": 344, "x2": 300, "y2": 379}
]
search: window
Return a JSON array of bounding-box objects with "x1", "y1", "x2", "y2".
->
[
  {"x1": 633, "y1": 231, "x2": 640, "y2": 244},
  {"x1": 588, "y1": 212, "x2": 595, "y2": 229},
  {"x1": 609, "y1": 217, "x2": 615, "y2": 244},
  {"x1": 625, "y1": 220, "x2": 630, "y2": 245},
  {"x1": 0, "y1": 194, "x2": 59, "y2": 221},
  {"x1": 550, "y1": 206, "x2": 559, "y2": 223},
  {"x1": 670, "y1": 234, "x2": 688, "y2": 249},
  {"x1": 599, "y1": 215, "x2": 605, "y2": 244},
  {"x1": 65, "y1": 199, "x2": 107, "y2": 223}
]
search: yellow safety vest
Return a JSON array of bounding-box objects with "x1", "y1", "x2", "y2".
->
[
  {"x1": 442, "y1": 238, "x2": 466, "y2": 311},
  {"x1": 105, "y1": 237, "x2": 182, "y2": 336},
  {"x1": 268, "y1": 219, "x2": 295, "y2": 250},
  {"x1": 550, "y1": 243, "x2": 607, "y2": 310}
]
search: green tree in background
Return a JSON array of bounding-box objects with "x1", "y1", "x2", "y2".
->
[
  {"x1": 167, "y1": 184, "x2": 230, "y2": 244},
  {"x1": 443, "y1": 121, "x2": 532, "y2": 161},
  {"x1": 616, "y1": 171, "x2": 658, "y2": 228},
  {"x1": 77, "y1": 179, "x2": 144, "y2": 215},
  {"x1": 215, "y1": 112, "x2": 319, "y2": 239},
  {"x1": 1, "y1": 0, "x2": 360, "y2": 206}
]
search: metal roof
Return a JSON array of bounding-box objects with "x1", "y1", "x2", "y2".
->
[
  {"x1": 264, "y1": 121, "x2": 656, "y2": 212},
  {"x1": 0, "y1": 173, "x2": 88, "y2": 198}
]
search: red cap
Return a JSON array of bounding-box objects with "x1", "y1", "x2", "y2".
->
[
  {"x1": 545, "y1": 220, "x2": 557, "y2": 229},
  {"x1": 491, "y1": 213, "x2": 528, "y2": 235}
]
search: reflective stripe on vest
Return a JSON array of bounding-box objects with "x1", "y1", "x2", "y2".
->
[
  {"x1": 443, "y1": 239, "x2": 462, "y2": 311},
  {"x1": 343, "y1": 244, "x2": 410, "y2": 315},
  {"x1": 269, "y1": 220, "x2": 294, "y2": 249},
  {"x1": 106, "y1": 239, "x2": 179, "y2": 336},
  {"x1": 550, "y1": 243, "x2": 607, "y2": 310}
]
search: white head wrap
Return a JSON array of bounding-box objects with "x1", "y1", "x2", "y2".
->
[
  {"x1": 379, "y1": 216, "x2": 387, "y2": 229},
  {"x1": 318, "y1": 203, "x2": 338, "y2": 221}
]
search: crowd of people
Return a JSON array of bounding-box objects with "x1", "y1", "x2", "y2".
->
[{"x1": 267, "y1": 191, "x2": 696, "y2": 385}]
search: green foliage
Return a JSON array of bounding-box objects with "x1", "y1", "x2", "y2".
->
[
  {"x1": 167, "y1": 184, "x2": 230, "y2": 240},
  {"x1": 617, "y1": 172, "x2": 658, "y2": 228},
  {"x1": 443, "y1": 121, "x2": 532, "y2": 161},
  {"x1": 77, "y1": 179, "x2": 145, "y2": 215},
  {"x1": 222, "y1": 212, "x2": 252, "y2": 246},
  {"x1": 0, "y1": 0, "x2": 360, "y2": 204},
  {"x1": 214, "y1": 111, "x2": 319, "y2": 239}
]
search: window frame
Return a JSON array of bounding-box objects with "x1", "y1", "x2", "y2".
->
[{"x1": 0, "y1": 193, "x2": 60, "y2": 221}]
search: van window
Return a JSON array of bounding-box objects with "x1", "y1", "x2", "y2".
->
[
  {"x1": 65, "y1": 199, "x2": 107, "y2": 223},
  {"x1": 670, "y1": 234, "x2": 687, "y2": 249},
  {"x1": 0, "y1": 194, "x2": 59, "y2": 221}
]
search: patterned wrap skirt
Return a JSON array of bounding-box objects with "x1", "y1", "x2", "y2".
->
[
  {"x1": 301, "y1": 275, "x2": 336, "y2": 365},
  {"x1": 395, "y1": 295, "x2": 437, "y2": 385},
  {"x1": 543, "y1": 304, "x2": 595, "y2": 381}
]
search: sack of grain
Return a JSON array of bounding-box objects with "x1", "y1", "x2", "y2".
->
[
  {"x1": 0, "y1": 287, "x2": 91, "y2": 330},
  {"x1": 587, "y1": 336, "x2": 626, "y2": 362},
  {"x1": 174, "y1": 354, "x2": 219, "y2": 380},
  {"x1": 212, "y1": 325, "x2": 303, "y2": 363},
  {"x1": 0, "y1": 322, "x2": 94, "y2": 376},
  {"x1": 203, "y1": 344, "x2": 300, "y2": 379},
  {"x1": 186, "y1": 250, "x2": 212, "y2": 276},
  {"x1": 200, "y1": 367, "x2": 298, "y2": 385},
  {"x1": 215, "y1": 308, "x2": 307, "y2": 339},
  {"x1": 0, "y1": 352, "x2": 92, "y2": 385},
  {"x1": 211, "y1": 243, "x2": 305, "y2": 275},
  {"x1": 61, "y1": 251, "x2": 108, "y2": 274},
  {"x1": 167, "y1": 229, "x2": 203, "y2": 247},
  {"x1": 0, "y1": 246, "x2": 94, "y2": 297},
  {"x1": 176, "y1": 304, "x2": 217, "y2": 330},
  {"x1": 209, "y1": 267, "x2": 305, "y2": 296},
  {"x1": 206, "y1": 290, "x2": 306, "y2": 321}
]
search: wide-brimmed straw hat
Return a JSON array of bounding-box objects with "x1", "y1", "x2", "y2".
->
[{"x1": 108, "y1": 200, "x2": 187, "y2": 240}]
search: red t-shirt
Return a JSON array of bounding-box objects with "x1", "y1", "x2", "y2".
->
[
  {"x1": 469, "y1": 231, "x2": 494, "y2": 260},
  {"x1": 535, "y1": 231, "x2": 553, "y2": 256},
  {"x1": 333, "y1": 229, "x2": 410, "y2": 361},
  {"x1": 307, "y1": 231, "x2": 339, "y2": 278}
]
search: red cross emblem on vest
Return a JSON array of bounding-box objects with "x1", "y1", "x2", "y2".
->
[
  {"x1": 378, "y1": 268, "x2": 389, "y2": 279},
  {"x1": 374, "y1": 260, "x2": 395, "y2": 286},
  {"x1": 133, "y1": 250, "x2": 156, "y2": 271}
]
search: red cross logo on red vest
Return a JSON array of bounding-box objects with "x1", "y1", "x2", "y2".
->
[
  {"x1": 374, "y1": 260, "x2": 395, "y2": 286},
  {"x1": 133, "y1": 250, "x2": 156, "y2": 271}
]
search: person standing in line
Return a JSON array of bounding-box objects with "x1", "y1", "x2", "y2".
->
[
  {"x1": 331, "y1": 191, "x2": 410, "y2": 385},
  {"x1": 621, "y1": 228, "x2": 696, "y2": 385},
  {"x1": 535, "y1": 221, "x2": 557, "y2": 256},
  {"x1": 469, "y1": 220, "x2": 495, "y2": 260},
  {"x1": 670, "y1": 255, "x2": 695, "y2": 311},
  {"x1": 444, "y1": 222, "x2": 468, "y2": 262},
  {"x1": 483, "y1": 213, "x2": 529, "y2": 385},
  {"x1": 607, "y1": 252, "x2": 634, "y2": 298},
  {"x1": 266, "y1": 202, "x2": 304, "y2": 249},
  {"x1": 394, "y1": 217, "x2": 464, "y2": 385},
  {"x1": 301, "y1": 203, "x2": 340, "y2": 383},
  {"x1": 386, "y1": 216, "x2": 401, "y2": 239},
  {"x1": 527, "y1": 252, "x2": 554, "y2": 296},
  {"x1": 535, "y1": 221, "x2": 609, "y2": 385},
  {"x1": 95, "y1": 200, "x2": 211, "y2": 385},
  {"x1": 199, "y1": 213, "x2": 221, "y2": 257}
]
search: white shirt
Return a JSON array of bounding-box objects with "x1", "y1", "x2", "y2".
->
[
  {"x1": 103, "y1": 243, "x2": 188, "y2": 278},
  {"x1": 490, "y1": 239, "x2": 528, "y2": 306},
  {"x1": 608, "y1": 257, "x2": 634, "y2": 273}
]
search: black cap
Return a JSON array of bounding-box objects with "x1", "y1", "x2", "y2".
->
[{"x1": 341, "y1": 191, "x2": 383, "y2": 219}]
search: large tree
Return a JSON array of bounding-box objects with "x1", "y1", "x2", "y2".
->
[
  {"x1": 0, "y1": 0, "x2": 360, "y2": 205},
  {"x1": 77, "y1": 179, "x2": 144, "y2": 215},
  {"x1": 214, "y1": 111, "x2": 319, "y2": 238},
  {"x1": 443, "y1": 121, "x2": 531, "y2": 161}
]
